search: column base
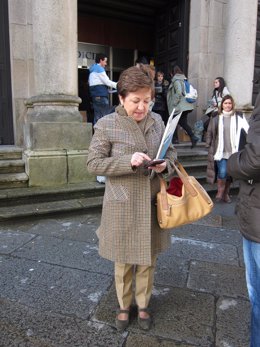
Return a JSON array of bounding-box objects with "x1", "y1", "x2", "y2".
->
[
  {"x1": 24, "y1": 150, "x2": 67, "y2": 187},
  {"x1": 24, "y1": 121, "x2": 92, "y2": 150},
  {"x1": 24, "y1": 149, "x2": 95, "y2": 187},
  {"x1": 237, "y1": 106, "x2": 254, "y2": 121}
]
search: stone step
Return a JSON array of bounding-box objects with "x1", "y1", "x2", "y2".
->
[
  {"x1": 0, "y1": 181, "x2": 104, "y2": 207},
  {"x1": 0, "y1": 173, "x2": 29, "y2": 189},
  {"x1": 177, "y1": 151, "x2": 208, "y2": 162},
  {"x1": 174, "y1": 142, "x2": 207, "y2": 151},
  {"x1": 0, "y1": 195, "x2": 103, "y2": 221},
  {"x1": 181, "y1": 160, "x2": 207, "y2": 172},
  {"x1": 0, "y1": 182, "x2": 238, "y2": 221},
  {"x1": 0, "y1": 159, "x2": 25, "y2": 174},
  {"x1": 0, "y1": 146, "x2": 23, "y2": 160}
]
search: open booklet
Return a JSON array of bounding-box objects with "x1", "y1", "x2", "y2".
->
[{"x1": 155, "y1": 109, "x2": 182, "y2": 159}]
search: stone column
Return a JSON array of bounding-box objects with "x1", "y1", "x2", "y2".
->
[
  {"x1": 24, "y1": 0, "x2": 93, "y2": 186},
  {"x1": 224, "y1": 0, "x2": 258, "y2": 110}
]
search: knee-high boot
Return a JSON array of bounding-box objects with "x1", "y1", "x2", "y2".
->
[
  {"x1": 215, "y1": 179, "x2": 226, "y2": 203},
  {"x1": 223, "y1": 180, "x2": 232, "y2": 203}
]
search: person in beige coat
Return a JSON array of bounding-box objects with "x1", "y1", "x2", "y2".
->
[{"x1": 87, "y1": 65, "x2": 176, "y2": 331}]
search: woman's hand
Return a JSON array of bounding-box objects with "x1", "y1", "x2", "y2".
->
[
  {"x1": 131, "y1": 152, "x2": 151, "y2": 168},
  {"x1": 149, "y1": 161, "x2": 167, "y2": 173}
]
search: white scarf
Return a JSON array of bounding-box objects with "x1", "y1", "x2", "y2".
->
[{"x1": 214, "y1": 112, "x2": 249, "y2": 161}]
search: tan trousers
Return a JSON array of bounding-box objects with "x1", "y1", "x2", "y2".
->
[{"x1": 114, "y1": 256, "x2": 157, "y2": 309}]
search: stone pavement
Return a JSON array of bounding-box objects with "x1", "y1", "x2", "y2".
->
[{"x1": 0, "y1": 197, "x2": 250, "y2": 347}]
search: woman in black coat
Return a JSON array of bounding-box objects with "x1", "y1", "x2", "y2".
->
[{"x1": 227, "y1": 92, "x2": 260, "y2": 347}]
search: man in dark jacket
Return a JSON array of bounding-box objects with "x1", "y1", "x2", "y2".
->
[{"x1": 227, "y1": 92, "x2": 260, "y2": 347}]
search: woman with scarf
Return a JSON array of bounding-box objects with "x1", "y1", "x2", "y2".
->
[
  {"x1": 206, "y1": 95, "x2": 249, "y2": 203},
  {"x1": 204, "y1": 77, "x2": 230, "y2": 134},
  {"x1": 87, "y1": 64, "x2": 176, "y2": 331}
]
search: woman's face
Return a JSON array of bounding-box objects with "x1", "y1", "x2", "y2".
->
[
  {"x1": 222, "y1": 98, "x2": 233, "y2": 112},
  {"x1": 214, "y1": 79, "x2": 220, "y2": 88},
  {"x1": 157, "y1": 73, "x2": 164, "y2": 83},
  {"x1": 119, "y1": 88, "x2": 152, "y2": 122}
]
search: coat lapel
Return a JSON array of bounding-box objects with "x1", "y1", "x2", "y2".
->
[{"x1": 115, "y1": 106, "x2": 155, "y2": 153}]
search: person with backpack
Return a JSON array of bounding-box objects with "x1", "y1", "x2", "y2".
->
[{"x1": 167, "y1": 65, "x2": 199, "y2": 148}]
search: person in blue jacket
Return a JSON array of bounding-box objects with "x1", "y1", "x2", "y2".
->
[{"x1": 89, "y1": 53, "x2": 117, "y2": 125}]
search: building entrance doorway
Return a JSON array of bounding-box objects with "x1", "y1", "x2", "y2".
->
[
  {"x1": 77, "y1": 0, "x2": 190, "y2": 122},
  {"x1": 0, "y1": 0, "x2": 14, "y2": 145}
]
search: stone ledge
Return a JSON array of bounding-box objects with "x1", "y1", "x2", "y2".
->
[{"x1": 0, "y1": 196, "x2": 103, "y2": 221}]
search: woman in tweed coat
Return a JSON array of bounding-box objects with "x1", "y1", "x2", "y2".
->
[{"x1": 87, "y1": 65, "x2": 176, "y2": 331}]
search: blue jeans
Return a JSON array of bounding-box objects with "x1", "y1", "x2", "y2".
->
[
  {"x1": 216, "y1": 158, "x2": 228, "y2": 179},
  {"x1": 243, "y1": 237, "x2": 260, "y2": 347},
  {"x1": 92, "y1": 96, "x2": 110, "y2": 125}
]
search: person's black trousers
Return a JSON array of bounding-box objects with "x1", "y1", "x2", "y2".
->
[{"x1": 172, "y1": 110, "x2": 193, "y2": 142}]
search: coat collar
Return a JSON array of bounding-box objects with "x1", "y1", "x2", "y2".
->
[
  {"x1": 115, "y1": 105, "x2": 156, "y2": 153},
  {"x1": 115, "y1": 105, "x2": 155, "y2": 134}
]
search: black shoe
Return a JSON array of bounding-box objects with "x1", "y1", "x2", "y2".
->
[
  {"x1": 191, "y1": 136, "x2": 199, "y2": 149},
  {"x1": 138, "y1": 308, "x2": 152, "y2": 331},
  {"x1": 115, "y1": 309, "x2": 130, "y2": 331}
]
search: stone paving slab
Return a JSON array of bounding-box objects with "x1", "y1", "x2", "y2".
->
[
  {"x1": 94, "y1": 284, "x2": 215, "y2": 346},
  {"x1": 222, "y1": 215, "x2": 240, "y2": 230},
  {"x1": 12, "y1": 235, "x2": 113, "y2": 275},
  {"x1": 0, "y1": 255, "x2": 112, "y2": 320},
  {"x1": 171, "y1": 224, "x2": 242, "y2": 247},
  {"x1": 125, "y1": 333, "x2": 196, "y2": 347},
  {"x1": 192, "y1": 213, "x2": 222, "y2": 227},
  {"x1": 0, "y1": 219, "x2": 38, "y2": 232},
  {"x1": 187, "y1": 260, "x2": 248, "y2": 298},
  {"x1": 0, "y1": 298, "x2": 125, "y2": 347},
  {"x1": 216, "y1": 297, "x2": 250, "y2": 347},
  {"x1": 0, "y1": 230, "x2": 35, "y2": 254},
  {"x1": 238, "y1": 245, "x2": 245, "y2": 267},
  {"x1": 170, "y1": 236, "x2": 239, "y2": 265},
  {"x1": 25, "y1": 217, "x2": 99, "y2": 244},
  {"x1": 155, "y1": 252, "x2": 189, "y2": 287}
]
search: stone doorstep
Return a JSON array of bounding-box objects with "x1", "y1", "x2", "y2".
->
[
  {"x1": 0, "y1": 160, "x2": 25, "y2": 174},
  {"x1": 0, "y1": 146, "x2": 23, "y2": 160},
  {"x1": 0, "y1": 172, "x2": 29, "y2": 191}
]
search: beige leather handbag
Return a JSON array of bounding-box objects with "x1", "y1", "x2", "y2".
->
[{"x1": 157, "y1": 161, "x2": 214, "y2": 229}]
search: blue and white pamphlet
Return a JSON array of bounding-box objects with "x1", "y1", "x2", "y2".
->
[{"x1": 156, "y1": 109, "x2": 182, "y2": 159}]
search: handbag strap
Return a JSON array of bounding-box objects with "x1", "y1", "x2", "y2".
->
[
  {"x1": 172, "y1": 161, "x2": 198, "y2": 197},
  {"x1": 159, "y1": 160, "x2": 198, "y2": 211},
  {"x1": 159, "y1": 178, "x2": 170, "y2": 211}
]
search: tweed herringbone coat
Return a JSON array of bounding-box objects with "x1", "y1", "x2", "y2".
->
[{"x1": 87, "y1": 105, "x2": 177, "y2": 265}]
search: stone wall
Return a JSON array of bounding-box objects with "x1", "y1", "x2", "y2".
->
[
  {"x1": 189, "y1": 0, "x2": 257, "y2": 123},
  {"x1": 8, "y1": 0, "x2": 34, "y2": 146},
  {"x1": 189, "y1": 0, "x2": 228, "y2": 121}
]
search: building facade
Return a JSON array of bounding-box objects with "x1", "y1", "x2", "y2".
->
[{"x1": 1, "y1": 0, "x2": 259, "y2": 187}]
